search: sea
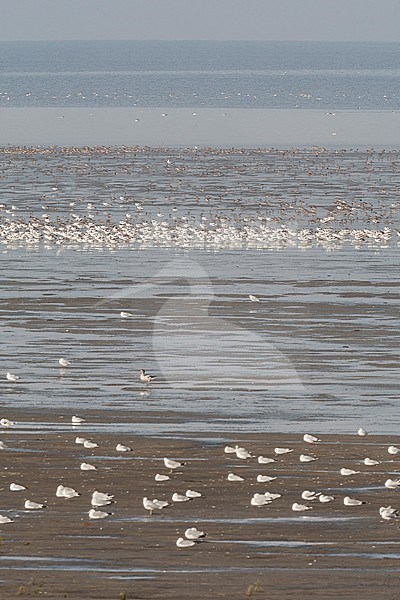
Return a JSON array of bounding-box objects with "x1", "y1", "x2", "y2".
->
[
  {"x1": 1, "y1": 40, "x2": 400, "y2": 110},
  {"x1": 0, "y1": 41, "x2": 399, "y2": 435}
]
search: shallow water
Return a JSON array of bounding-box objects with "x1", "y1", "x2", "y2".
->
[
  {"x1": 1, "y1": 242, "x2": 399, "y2": 434},
  {"x1": 0, "y1": 147, "x2": 399, "y2": 433},
  {"x1": 1, "y1": 107, "x2": 400, "y2": 146}
]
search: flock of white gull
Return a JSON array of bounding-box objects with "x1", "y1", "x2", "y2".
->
[
  {"x1": 0, "y1": 212, "x2": 397, "y2": 250},
  {"x1": 2, "y1": 361, "x2": 400, "y2": 548}
]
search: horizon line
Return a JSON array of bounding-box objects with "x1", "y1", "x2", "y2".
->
[{"x1": 0, "y1": 38, "x2": 399, "y2": 44}]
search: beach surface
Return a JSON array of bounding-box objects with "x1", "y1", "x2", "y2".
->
[
  {"x1": 1, "y1": 415, "x2": 400, "y2": 599},
  {"x1": 1, "y1": 144, "x2": 399, "y2": 598}
]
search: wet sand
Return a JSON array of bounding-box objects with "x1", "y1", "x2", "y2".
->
[{"x1": 1, "y1": 414, "x2": 400, "y2": 599}]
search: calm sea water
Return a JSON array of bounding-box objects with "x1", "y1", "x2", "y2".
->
[{"x1": 0, "y1": 40, "x2": 399, "y2": 109}]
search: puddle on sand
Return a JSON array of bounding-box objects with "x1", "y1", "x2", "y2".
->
[
  {"x1": 213, "y1": 540, "x2": 335, "y2": 547},
  {"x1": 116, "y1": 515, "x2": 369, "y2": 524},
  {"x1": 255, "y1": 551, "x2": 400, "y2": 560}
]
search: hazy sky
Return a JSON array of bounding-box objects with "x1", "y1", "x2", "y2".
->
[{"x1": 0, "y1": 0, "x2": 399, "y2": 42}]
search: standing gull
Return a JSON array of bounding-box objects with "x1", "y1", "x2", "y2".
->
[
  {"x1": 140, "y1": 369, "x2": 156, "y2": 384},
  {"x1": 164, "y1": 457, "x2": 184, "y2": 472}
]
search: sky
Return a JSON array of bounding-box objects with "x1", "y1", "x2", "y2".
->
[{"x1": 0, "y1": 0, "x2": 399, "y2": 42}]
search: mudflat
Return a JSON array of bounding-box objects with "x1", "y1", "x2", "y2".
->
[{"x1": 1, "y1": 413, "x2": 400, "y2": 599}]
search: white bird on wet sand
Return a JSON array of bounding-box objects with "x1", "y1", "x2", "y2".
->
[
  {"x1": 143, "y1": 497, "x2": 167, "y2": 515},
  {"x1": 164, "y1": 457, "x2": 184, "y2": 472},
  {"x1": 344, "y1": 496, "x2": 365, "y2": 506},
  {"x1": 235, "y1": 445, "x2": 252, "y2": 459},
  {"x1": 72, "y1": 415, "x2": 85, "y2": 424},
  {"x1": 384, "y1": 478, "x2": 400, "y2": 489},
  {"x1": 292, "y1": 502, "x2": 312, "y2": 511},
  {"x1": 185, "y1": 527, "x2": 206, "y2": 540},
  {"x1": 300, "y1": 454, "x2": 317, "y2": 463},
  {"x1": 364, "y1": 457, "x2": 380, "y2": 466},
  {"x1": 249, "y1": 294, "x2": 260, "y2": 302},
  {"x1": 319, "y1": 494, "x2": 335, "y2": 503},
  {"x1": 388, "y1": 445, "x2": 400, "y2": 455},
  {"x1": 340, "y1": 468, "x2": 359, "y2": 476},
  {"x1": 303, "y1": 434, "x2": 320, "y2": 444},
  {"x1": 224, "y1": 445, "x2": 236, "y2": 453},
  {"x1": 379, "y1": 506, "x2": 399, "y2": 520},
  {"x1": 251, "y1": 494, "x2": 272, "y2": 506},
  {"x1": 264, "y1": 492, "x2": 281, "y2": 501},
  {"x1": 155, "y1": 473, "x2": 170, "y2": 481},
  {"x1": 56, "y1": 485, "x2": 80, "y2": 499},
  {"x1": 172, "y1": 492, "x2": 191, "y2": 502},
  {"x1": 258, "y1": 456, "x2": 275, "y2": 464},
  {"x1": 116, "y1": 443, "x2": 132, "y2": 452},
  {"x1": 153, "y1": 499, "x2": 168, "y2": 509},
  {"x1": 83, "y1": 440, "x2": 98, "y2": 449},
  {"x1": 120, "y1": 311, "x2": 134, "y2": 318},
  {"x1": 274, "y1": 447, "x2": 293, "y2": 455},
  {"x1": 75, "y1": 437, "x2": 87, "y2": 444},
  {"x1": 89, "y1": 508, "x2": 111, "y2": 519},
  {"x1": 0, "y1": 515, "x2": 13, "y2": 524},
  {"x1": 301, "y1": 490, "x2": 320, "y2": 501},
  {"x1": 1, "y1": 419, "x2": 14, "y2": 428},
  {"x1": 176, "y1": 537, "x2": 196, "y2": 548},
  {"x1": 91, "y1": 491, "x2": 114, "y2": 506},
  {"x1": 0, "y1": 441, "x2": 5, "y2": 450},
  {"x1": 25, "y1": 500, "x2": 46, "y2": 510},
  {"x1": 186, "y1": 489, "x2": 202, "y2": 498},
  {"x1": 80, "y1": 462, "x2": 96, "y2": 471},
  {"x1": 358, "y1": 428, "x2": 368, "y2": 436},
  {"x1": 59, "y1": 358, "x2": 70, "y2": 367},
  {"x1": 10, "y1": 483, "x2": 26, "y2": 492},
  {"x1": 140, "y1": 369, "x2": 156, "y2": 384},
  {"x1": 6, "y1": 372, "x2": 19, "y2": 382},
  {"x1": 257, "y1": 475, "x2": 276, "y2": 483},
  {"x1": 227, "y1": 473, "x2": 244, "y2": 482}
]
